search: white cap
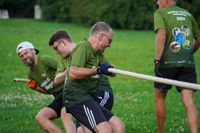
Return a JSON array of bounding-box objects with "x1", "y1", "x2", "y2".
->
[{"x1": 16, "y1": 41, "x2": 39, "y2": 54}]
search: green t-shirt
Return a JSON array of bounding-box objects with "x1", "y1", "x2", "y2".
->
[
  {"x1": 28, "y1": 55, "x2": 63, "y2": 100},
  {"x1": 56, "y1": 57, "x2": 70, "y2": 86},
  {"x1": 63, "y1": 41, "x2": 107, "y2": 107},
  {"x1": 154, "y1": 5, "x2": 200, "y2": 68},
  {"x1": 57, "y1": 51, "x2": 112, "y2": 93},
  {"x1": 56, "y1": 57, "x2": 70, "y2": 74}
]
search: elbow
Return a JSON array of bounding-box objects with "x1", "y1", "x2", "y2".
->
[
  {"x1": 69, "y1": 68, "x2": 77, "y2": 80},
  {"x1": 54, "y1": 78, "x2": 59, "y2": 85},
  {"x1": 69, "y1": 73, "x2": 76, "y2": 80}
]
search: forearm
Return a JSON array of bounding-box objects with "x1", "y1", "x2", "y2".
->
[
  {"x1": 69, "y1": 66, "x2": 97, "y2": 80},
  {"x1": 192, "y1": 36, "x2": 200, "y2": 54},
  {"x1": 30, "y1": 86, "x2": 47, "y2": 94},
  {"x1": 155, "y1": 29, "x2": 166, "y2": 60},
  {"x1": 54, "y1": 70, "x2": 67, "y2": 85}
]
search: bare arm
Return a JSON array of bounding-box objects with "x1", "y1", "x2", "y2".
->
[
  {"x1": 30, "y1": 86, "x2": 47, "y2": 94},
  {"x1": 54, "y1": 70, "x2": 67, "y2": 85},
  {"x1": 155, "y1": 29, "x2": 166, "y2": 60},
  {"x1": 69, "y1": 66, "x2": 97, "y2": 80},
  {"x1": 192, "y1": 36, "x2": 200, "y2": 54}
]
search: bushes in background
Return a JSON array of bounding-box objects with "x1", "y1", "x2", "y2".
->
[{"x1": 1, "y1": 0, "x2": 200, "y2": 30}]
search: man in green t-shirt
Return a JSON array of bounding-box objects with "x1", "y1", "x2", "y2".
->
[
  {"x1": 49, "y1": 29, "x2": 117, "y2": 133},
  {"x1": 154, "y1": 0, "x2": 200, "y2": 132},
  {"x1": 49, "y1": 23, "x2": 124, "y2": 132},
  {"x1": 16, "y1": 41, "x2": 75, "y2": 133}
]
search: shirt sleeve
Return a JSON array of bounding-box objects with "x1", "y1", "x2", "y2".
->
[
  {"x1": 56, "y1": 58, "x2": 67, "y2": 74},
  {"x1": 70, "y1": 44, "x2": 90, "y2": 67},
  {"x1": 154, "y1": 10, "x2": 166, "y2": 32},
  {"x1": 42, "y1": 55, "x2": 58, "y2": 70}
]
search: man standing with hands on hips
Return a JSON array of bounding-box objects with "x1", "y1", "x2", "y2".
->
[{"x1": 154, "y1": 0, "x2": 200, "y2": 133}]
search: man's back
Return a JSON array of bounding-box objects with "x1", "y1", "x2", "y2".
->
[{"x1": 154, "y1": 5, "x2": 200, "y2": 68}]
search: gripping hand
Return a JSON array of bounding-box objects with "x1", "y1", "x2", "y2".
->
[
  {"x1": 96, "y1": 63, "x2": 114, "y2": 75},
  {"x1": 27, "y1": 80, "x2": 37, "y2": 89}
]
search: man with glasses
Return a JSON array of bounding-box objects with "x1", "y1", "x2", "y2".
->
[
  {"x1": 154, "y1": 0, "x2": 200, "y2": 132},
  {"x1": 52, "y1": 22, "x2": 124, "y2": 133},
  {"x1": 49, "y1": 29, "x2": 116, "y2": 133}
]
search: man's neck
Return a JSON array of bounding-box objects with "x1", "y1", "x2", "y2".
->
[
  {"x1": 70, "y1": 43, "x2": 76, "y2": 51},
  {"x1": 31, "y1": 55, "x2": 38, "y2": 69},
  {"x1": 88, "y1": 37, "x2": 98, "y2": 51},
  {"x1": 167, "y1": 1, "x2": 176, "y2": 7}
]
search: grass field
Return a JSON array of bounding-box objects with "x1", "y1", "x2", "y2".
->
[{"x1": 0, "y1": 19, "x2": 200, "y2": 132}]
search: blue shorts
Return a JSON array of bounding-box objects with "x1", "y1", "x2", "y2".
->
[{"x1": 154, "y1": 67, "x2": 197, "y2": 93}]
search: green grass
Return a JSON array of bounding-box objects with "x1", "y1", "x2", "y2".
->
[{"x1": 0, "y1": 19, "x2": 200, "y2": 132}]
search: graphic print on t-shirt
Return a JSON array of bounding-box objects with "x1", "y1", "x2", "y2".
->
[{"x1": 170, "y1": 25, "x2": 192, "y2": 53}]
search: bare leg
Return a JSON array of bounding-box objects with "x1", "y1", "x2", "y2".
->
[
  {"x1": 94, "y1": 121, "x2": 112, "y2": 133},
  {"x1": 181, "y1": 89, "x2": 198, "y2": 133},
  {"x1": 61, "y1": 107, "x2": 76, "y2": 133},
  {"x1": 154, "y1": 89, "x2": 167, "y2": 133},
  {"x1": 35, "y1": 107, "x2": 62, "y2": 133},
  {"x1": 77, "y1": 124, "x2": 92, "y2": 133},
  {"x1": 108, "y1": 116, "x2": 125, "y2": 133}
]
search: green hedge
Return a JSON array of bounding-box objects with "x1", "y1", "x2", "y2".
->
[
  {"x1": 1, "y1": 0, "x2": 199, "y2": 30},
  {"x1": 40, "y1": 0, "x2": 200, "y2": 30},
  {"x1": 40, "y1": 0, "x2": 71, "y2": 22},
  {"x1": 40, "y1": 0, "x2": 156, "y2": 30}
]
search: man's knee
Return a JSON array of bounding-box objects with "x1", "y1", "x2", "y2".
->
[
  {"x1": 35, "y1": 113, "x2": 43, "y2": 123},
  {"x1": 154, "y1": 89, "x2": 167, "y2": 102},
  {"x1": 109, "y1": 116, "x2": 125, "y2": 133},
  {"x1": 181, "y1": 90, "x2": 196, "y2": 108},
  {"x1": 94, "y1": 121, "x2": 112, "y2": 133},
  {"x1": 35, "y1": 113, "x2": 47, "y2": 131}
]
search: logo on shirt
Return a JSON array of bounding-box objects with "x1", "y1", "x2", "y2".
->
[
  {"x1": 170, "y1": 25, "x2": 192, "y2": 53},
  {"x1": 41, "y1": 73, "x2": 47, "y2": 77},
  {"x1": 40, "y1": 77, "x2": 54, "y2": 91}
]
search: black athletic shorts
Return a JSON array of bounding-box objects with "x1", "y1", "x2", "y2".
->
[
  {"x1": 76, "y1": 89, "x2": 114, "y2": 128},
  {"x1": 67, "y1": 99, "x2": 113, "y2": 131},
  {"x1": 154, "y1": 67, "x2": 196, "y2": 93},
  {"x1": 47, "y1": 98, "x2": 63, "y2": 117},
  {"x1": 93, "y1": 89, "x2": 114, "y2": 111}
]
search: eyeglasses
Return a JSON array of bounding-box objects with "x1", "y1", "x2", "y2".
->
[
  {"x1": 102, "y1": 33, "x2": 112, "y2": 45},
  {"x1": 53, "y1": 40, "x2": 62, "y2": 50}
]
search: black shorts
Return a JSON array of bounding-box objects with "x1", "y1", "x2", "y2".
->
[
  {"x1": 76, "y1": 89, "x2": 114, "y2": 128},
  {"x1": 154, "y1": 67, "x2": 196, "y2": 92},
  {"x1": 67, "y1": 99, "x2": 113, "y2": 131},
  {"x1": 93, "y1": 90, "x2": 114, "y2": 111},
  {"x1": 47, "y1": 98, "x2": 63, "y2": 117}
]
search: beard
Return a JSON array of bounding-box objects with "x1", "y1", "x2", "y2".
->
[{"x1": 23, "y1": 56, "x2": 35, "y2": 67}]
